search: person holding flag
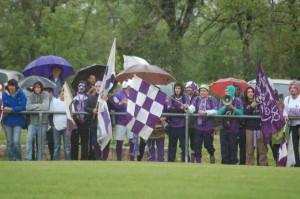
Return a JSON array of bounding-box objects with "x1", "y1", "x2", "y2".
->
[
  {"x1": 243, "y1": 86, "x2": 268, "y2": 166},
  {"x1": 85, "y1": 81, "x2": 110, "y2": 160},
  {"x1": 113, "y1": 80, "x2": 138, "y2": 161},
  {"x1": 283, "y1": 80, "x2": 300, "y2": 167}
]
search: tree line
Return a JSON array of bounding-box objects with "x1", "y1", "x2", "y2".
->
[{"x1": 0, "y1": 0, "x2": 299, "y2": 83}]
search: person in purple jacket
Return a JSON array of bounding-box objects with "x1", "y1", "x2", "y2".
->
[
  {"x1": 167, "y1": 82, "x2": 190, "y2": 162},
  {"x1": 188, "y1": 84, "x2": 218, "y2": 163},
  {"x1": 113, "y1": 80, "x2": 138, "y2": 161},
  {"x1": 218, "y1": 85, "x2": 243, "y2": 164}
]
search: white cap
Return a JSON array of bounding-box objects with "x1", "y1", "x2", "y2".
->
[
  {"x1": 199, "y1": 84, "x2": 209, "y2": 91},
  {"x1": 122, "y1": 79, "x2": 132, "y2": 89}
]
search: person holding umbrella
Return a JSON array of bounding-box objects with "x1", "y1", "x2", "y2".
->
[
  {"x1": 25, "y1": 81, "x2": 49, "y2": 160},
  {"x1": 2, "y1": 79, "x2": 27, "y2": 161},
  {"x1": 50, "y1": 66, "x2": 64, "y2": 98}
]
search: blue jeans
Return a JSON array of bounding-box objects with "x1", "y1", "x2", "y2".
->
[
  {"x1": 53, "y1": 128, "x2": 71, "y2": 160},
  {"x1": 4, "y1": 124, "x2": 22, "y2": 161},
  {"x1": 26, "y1": 123, "x2": 48, "y2": 160}
]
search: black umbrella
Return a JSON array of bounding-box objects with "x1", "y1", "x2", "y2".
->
[{"x1": 71, "y1": 64, "x2": 117, "y2": 92}]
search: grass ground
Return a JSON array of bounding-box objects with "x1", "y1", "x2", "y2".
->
[{"x1": 0, "y1": 161, "x2": 299, "y2": 199}]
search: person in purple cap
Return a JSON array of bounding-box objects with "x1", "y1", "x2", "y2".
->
[
  {"x1": 85, "y1": 81, "x2": 110, "y2": 160},
  {"x1": 71, "y1": 80, "x2": 89, "y2": 160},
  {"x1": 113, "y1": 79, "x2": 139, "y2": 161},
  {"x1": 185, "y1": 81, "x2": 199, "y2": 162},
  {"x1": 188, "y1": 84, "x2": 218, "y2": 163},
  {"x1": 218, "y1": 86, "x2": 243, "y2": 164},
  {"x1": 167, "y1": 82, "x2": 190, "y2": 162}
]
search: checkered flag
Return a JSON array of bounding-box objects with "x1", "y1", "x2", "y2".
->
[{"x1": 125, "y1": 76, "x2": 166, "y2": 140}]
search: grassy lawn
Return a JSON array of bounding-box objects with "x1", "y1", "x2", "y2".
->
[{"x1": 0, "y1": 161, "x2": 299, "y2": 199}]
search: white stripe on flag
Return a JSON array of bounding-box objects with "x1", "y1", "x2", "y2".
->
[{"x1": 286, "y1": 132, "x2": 296, "y2": 167}]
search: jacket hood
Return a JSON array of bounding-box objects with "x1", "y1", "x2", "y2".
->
[
  {"x1": 226, "y1": 85, "x2": 235, "y2": 98},
  {"x1": 33, "y1": 81, "x2": 44, "y2": 94},
  {"x1": 233, "y1": 83, "x2": 243, "y2": 98},
  {"x1": 244, "y1": 86, "x2": 255, "y2": 102}
]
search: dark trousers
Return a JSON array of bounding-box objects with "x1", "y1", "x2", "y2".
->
[
  {"x1": 189, "y1": 128, "x2": 195, "y2": 155},
  {"x1": 193, "y1": 129, "x2": 215, "y2": 158},
  {"x1": 290, "y1": 125, "x2": 300, "y2": 167},
  {"x1": 168, "y1": 127, "x2": 187, "y2": 162},
  {"x1": 220, "y1": 129, "x2": 238, "y2": 164},
  {"x1": 47, "y1": 128, "x2": 54, "y2": 160},
  {"x1": 71, "y1": 122, "x2": 89, "y2": 160},
  {"x1": 237, "y1": 126, "x2": 246, "y2": 165},
  {"x1": 137, "y1": 138, "x2": 147, "y2": 161}
]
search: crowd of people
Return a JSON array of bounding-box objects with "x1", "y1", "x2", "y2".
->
[{"x1": 1, "y1": 66, "x2": 300, "y2": 167}]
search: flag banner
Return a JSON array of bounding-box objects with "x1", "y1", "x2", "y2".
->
[
  {"x1": 97, "y1": 38, "x2": 116, "y2": 150},
  {"x1": 125, "y1": 76, "x2": 166, "y2": 140},
  {"x1": 63, "y1": 82, "x2": 77, "y2": 144},
  {"x1": 277, "y1": 134, "x2": 287, "y2": 167},
  {"x1": 286, "y1": 132, "x2": 296, "y2": 167},
  {"x1": 255, "y1": 64, "x2": 285, "y2": 144}
]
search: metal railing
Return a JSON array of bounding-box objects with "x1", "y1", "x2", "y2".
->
[{"x1": 2, "y1": 110, "x2": 298, "y2": 162}]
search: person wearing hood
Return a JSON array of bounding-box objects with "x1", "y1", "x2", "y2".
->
[
  {"x1": 25, "y1": 81, "x2": 49, "y2": 160},
  {"x1": 167, "y1": 82, "x2": 190, "y2": 162},
  {"x1": 218, "y1": 85, "x2": 243, "y2": 164},
  {"x1": 85, "y1": 81, "x2": 110, "y2": 160},
  {"x1": 71, "y1": 80, "x2": 89, "y2": 160},
  {"x1": 113, "y1": 79, "x2": 139, "y2": 161},
  {"x1": 243, "y1": 86, "x2": 268, "y2": 166},
  {"x1": 234, "y1": 83, "x2": 246, "y2": 165},
  {"x1": 188, "y1": 84, "x2": 218, "y2": 163},
  {"x1": 185, "y1": 81, "x2": 199, "y2": 162},
  {"x1": 2, "y1": 79, "x2": 27, "y2": 161}
]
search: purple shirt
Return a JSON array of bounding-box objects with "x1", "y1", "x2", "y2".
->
[
  {"x1": 191, "y1": 96, "x2": 218, "y2": 131},
  {"x1": 113, "y1": 89, "x2": 129, "y2": 125},
  {"x1": 167, "y1": 93, "x2": 190, "y2": 128}
]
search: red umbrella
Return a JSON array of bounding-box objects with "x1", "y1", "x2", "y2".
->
[
  {"x1": 210, "y1": 77, "x2": 250, "y2": 97},
  {"x1": 115, "y1": 64, "x2": 176, "y2": 85}
]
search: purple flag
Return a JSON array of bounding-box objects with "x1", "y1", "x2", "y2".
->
[
  {"x1": 286, "y1": 132, "x2": 296, "y2": 167},
  {"x1": 97, "y1": 38, "x2": 116, "y2": 150},
  {"x1": 255, "y1": 64, "x2": 285, "y2": 144},
  {"x1": 125, "y1": 76, "x2": 166, "y2": 140},
  {"x1": 63, "y1": 82, "x2": 77, "y2": 144},
  {"x1": 277, "y1": 134, "x2": 287, "y2": 167}
]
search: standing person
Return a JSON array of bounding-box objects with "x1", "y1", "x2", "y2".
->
[
  {"x1": 167, "y1": 82, "x2": 190, "y2": 162},
  {"x1": 113, "y1": 80, "x2": 138, "y2": 161},
  {"x1": 185, "y1": 81, "x2": 199, "y2": 162},
  {"x1": 2, "y1": 79, "x2": 27, "y2": 161},
  {"x1": 49, "y1": 66, "x2": 64, "y2": 98},
  {"x1": 49, "y1": 89, "x2": 71, "y2": 160},
  {"x1": 85, "y1": 81, "x2": 110, "y2": 160},
  {"x1": 244, "y1": 86, "x2": 268, "y2": 166},
  {"x1": 234, "y1": 83, "x2": 246, "y2": 165},
  {"x1": 45, "y1": 88, "x2": 55, "y2": 160},
  {"x1": 71, "y1": 81, "x2": 89, "y2": 160},
  {"x1": 218, "y1": 85, "x2": 243, "y2": 164},
  {"x1": 25, "y1": 81, "x2": 49, "y2": 160},
  {"x1": 188, "y1": 84, "x2": 218, "y2": 163},
  {"x1": 283, "y1": 80, "x2": 300, "y2": 167},
  {"x1": 86, "y1": 74, "x2": 97, "y2": 94}
]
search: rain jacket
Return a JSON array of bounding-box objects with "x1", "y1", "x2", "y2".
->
[
  {"x1": 2, "y1": 88, "x2": 27, "y2": 126},
  {"x1": 243, "y1": 86, "x2": 260, "y2": 130},
  {"x1": 26, "y1": 89, "x2": 49, "y2": 125}
]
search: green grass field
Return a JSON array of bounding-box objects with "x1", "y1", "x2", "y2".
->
[{"x1": 0, "y1": 161, "x2": 299, "y2": 199}]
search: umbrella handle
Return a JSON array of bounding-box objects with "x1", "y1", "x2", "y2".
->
[{"x1": 93, "y1": 101, "x2": 99, "y2": 120}]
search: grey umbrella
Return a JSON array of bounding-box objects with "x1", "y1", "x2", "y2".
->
[{"x1": 18, "y1": 75, "x2": 56, "y2": 89}]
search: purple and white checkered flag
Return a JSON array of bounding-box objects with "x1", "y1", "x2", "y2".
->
[
  {"x1": 125, "y1": 76, "x2": 166, "y2": 140},
  {"x1": 255, "y1": 64, "x2": 285, "y2": 145},
  {"x1": 97, "y1": 38, "x2": 116, "y2": 150}
]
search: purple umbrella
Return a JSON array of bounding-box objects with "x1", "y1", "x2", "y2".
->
[{"x1": 22, "y1": 55, "x2": 75, "y2": 80}]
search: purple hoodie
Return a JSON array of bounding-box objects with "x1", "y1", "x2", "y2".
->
[{"x1": 113, "y1": 89, "x2": 129, "y2": 125}]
